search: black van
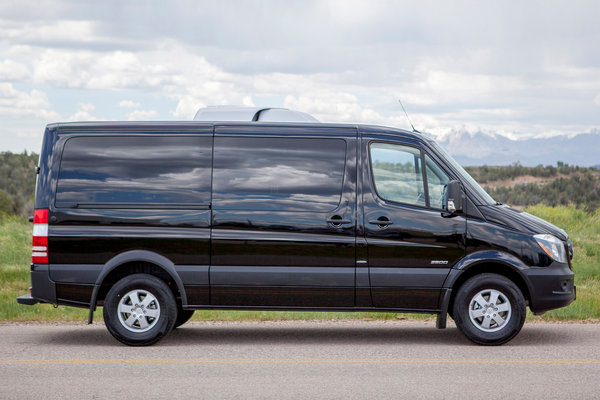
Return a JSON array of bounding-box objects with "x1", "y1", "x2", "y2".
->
[{"x1": 18, "y1": 107, "x2": 575, "y2": 346}]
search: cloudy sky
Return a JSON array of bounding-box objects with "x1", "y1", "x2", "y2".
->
[{"x1": 1, "y1": 0, "x2": 599, "y2": 152}]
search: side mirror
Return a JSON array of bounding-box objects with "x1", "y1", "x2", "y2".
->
[{"x1": 443, "y1": 180, "x2": 463, "y2": 214}]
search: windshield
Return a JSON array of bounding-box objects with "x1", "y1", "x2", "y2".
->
[{"x1": 429, "y1": 140, "x2": 497, "y2": 206}]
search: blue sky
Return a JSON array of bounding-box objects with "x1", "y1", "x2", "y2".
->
[{"x1": 1, "y1": 0, "x2": 599, "y2": 152}]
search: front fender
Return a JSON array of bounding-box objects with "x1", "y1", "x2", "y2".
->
[{"x1": 442, "y1": 250, "x2": 534, "y2": 298}]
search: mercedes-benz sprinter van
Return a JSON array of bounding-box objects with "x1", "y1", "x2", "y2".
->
[{"x1": 18, "y1": 107, "x2": 575, "y2": 346}]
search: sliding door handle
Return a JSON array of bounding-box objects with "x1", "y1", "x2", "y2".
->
[{"x1": 327, "y1": 215, "x2": 352, "y2": 226}]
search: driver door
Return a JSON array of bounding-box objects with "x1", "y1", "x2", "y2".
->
[{"x1": 362, "y1": 137, "x2": 466, "y2": 310}]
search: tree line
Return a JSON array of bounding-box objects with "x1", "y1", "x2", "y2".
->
[
  {"x1": 486, "y1": 172, "x2": 600, "y2": 211},
  {"x1": 466, "y1": 162, "x2": 600, "y2": 211},
  {"x1": 0, "y1": 151, "x2": 38, "y2": 217},
  {"x1": 464, "y1": 161, "x2": 585, "y2": 183}
]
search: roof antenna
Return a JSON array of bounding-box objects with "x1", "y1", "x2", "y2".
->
[{"x1": 398, "y1": 99, "x2": 420, "y2": 133}]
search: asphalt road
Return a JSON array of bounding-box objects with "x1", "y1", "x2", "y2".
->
[{"x1": 1, "y1": 320, "x2": 599, "y2": 399}]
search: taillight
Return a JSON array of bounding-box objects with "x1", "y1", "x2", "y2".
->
[{"x1": 32, "y1": 209, "x2": 48, "y2": 264}]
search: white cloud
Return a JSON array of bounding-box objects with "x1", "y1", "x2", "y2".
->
[
  {"x1": 29, "y1": 48, "x2": 179, "y2": 90},
  {"x1": 66, "y1": 103, "x2": 98, "y2": 121},
  {"x1": 284, "y1": 92, "x2": 383, "y2": 124},
  {"x1": 119, "y1": 100, "x2": 141, "y2": 108},
  {"x1": 7, "y1": 39, "x2": 596, "y2": 138},
  {"x1": 126, "y1": 109, "x2": 157, "y2": 120},
  {"x1": 0, "y1": 1, "x2": 599, "y2": 153},
  {"x1": 241, "y1": 96, "x2": 254, "y2": 107},
  {"x1": 172, "y1": 96, "x2": 205, "y2": 120},
  {"x1": 0, "y1": 18, "x2": 119, "y2": 48},
  {"x1": 79, "y1": 103, "x2": 95, "y2": 112},
  {"x1": 0, "y1": 59, "x2": 30, "y2": 81},
  {"x1": 66, "y1": 111, "x2": 95, "y2": 121},
  {"x1": 0, "y1": 82, "x2": 59, "y2": 120},
  {"x1": 1, "y1": 29, "x2": 587, "y2": 139}
]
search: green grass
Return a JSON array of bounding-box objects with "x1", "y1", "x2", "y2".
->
[
  {"x1": 0, "y1": 214, "x2": 101, "y2": 321},
  {"x1": 0, "y1": 205, "x2": 598, "y2": 322}
]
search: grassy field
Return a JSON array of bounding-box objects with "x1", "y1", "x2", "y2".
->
[
  {"x1": 0, "y1": 205, "x2": 598, "y2": 323},
  {"x1": 524, "y1": 205, "x2": 600, "y2": 321}
]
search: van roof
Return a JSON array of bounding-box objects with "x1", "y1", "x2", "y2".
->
[{"x1": 46, "y1": 121, "x2": 429, "y2": 142}]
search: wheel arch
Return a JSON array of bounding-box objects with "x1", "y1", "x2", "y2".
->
[
  {"x1": 87, "y1": 250, "x2": 187, "y2": 323},
  {"x1": 445, "y1": 251, "x2": 533, "y2": 317}
]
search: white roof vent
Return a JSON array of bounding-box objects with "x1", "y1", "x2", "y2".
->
[{"x1": 193, "y1": 106, "x2": 319, "y2": 122}]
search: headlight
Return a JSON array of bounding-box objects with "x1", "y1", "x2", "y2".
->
[{"x1": 534, "y1": 234, "x2": 567, "y2": 263}]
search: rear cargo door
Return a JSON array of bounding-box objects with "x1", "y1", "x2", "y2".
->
[{"x1": 50, "y1": 128, "x2": 213, "y2": 306}]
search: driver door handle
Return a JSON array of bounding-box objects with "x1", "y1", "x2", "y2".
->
[{"x1": 368, "y1": 217, "x2": 393, "y2": 227}]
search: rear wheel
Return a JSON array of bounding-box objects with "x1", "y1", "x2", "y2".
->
[
  {"x1": 452, "y1": 273, "x2": 526, "y2": 345},
  {"x1": 103, "y1": 274, "x2": 177, "y2": 346},
  {"x1": 174, "y1": 309, "x2": 195, "y2": 328}
]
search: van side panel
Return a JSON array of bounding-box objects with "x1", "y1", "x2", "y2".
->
[
  {"x1": 47, "y1": 129, "x2": 213, "y2": 306},
  {"x1": 49, "y1": 210, "x2": 211, "y2": 267},
  {"x1": 210, "y1": 127, "x2": 357, "y2": 307}
]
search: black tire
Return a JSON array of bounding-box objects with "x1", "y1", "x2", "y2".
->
[
  {"x1": 173, "y1": 309, "x2": 195, "y2": 329},
  {"x1": 452, "y1": 273, "x2": 526, "y2": 346},
  {"x1": 103, "y1": 274, "x2": 177, "y2": 346}
]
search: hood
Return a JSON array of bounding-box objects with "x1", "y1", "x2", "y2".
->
[{"x1": 478, "y1": 205, "x2": 568, "y2": 241}]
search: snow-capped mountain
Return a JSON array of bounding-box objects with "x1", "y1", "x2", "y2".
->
[{"x1": 433, "y1": 129, "x2": 600, "y2": 167}]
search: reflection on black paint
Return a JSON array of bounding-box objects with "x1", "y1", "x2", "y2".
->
[
  {"x1": 213, "y1": 137, "x2": 346, "y2": 211},
  {"x1": 56, "y1": 136, "x2": 212, "y2": 205}
]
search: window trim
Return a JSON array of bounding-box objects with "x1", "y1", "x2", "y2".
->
[{"x1": 424, "y1": 153, "x2": 452, "y2": 211}]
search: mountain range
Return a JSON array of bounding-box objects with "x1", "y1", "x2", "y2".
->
[{"x1": 434, "y1": 129, "x2": 600, "y2": 167}]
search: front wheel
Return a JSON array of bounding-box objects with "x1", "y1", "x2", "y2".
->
[
  {"x1": 452, "y1": 273, "x2": 526, "y2": 345},
  {"x1": 103, "y1": 274, "x2": 177, "y2": 346}
]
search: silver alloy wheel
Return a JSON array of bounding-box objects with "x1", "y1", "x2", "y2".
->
[
  {"x1": 468, "y1": 289, "x2": 512, "y2": 332},
  {"x1": 117, "y1": 289, "x2": 161, "y2": 333}
]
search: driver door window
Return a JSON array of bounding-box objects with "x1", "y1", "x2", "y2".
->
[{"x1": 370, "y1": 143, "x2": 425, "y2": 207}]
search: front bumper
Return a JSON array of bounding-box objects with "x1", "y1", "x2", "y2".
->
[{"x1": 524, "y1": 262, "x2": 576, "y2": 314}]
